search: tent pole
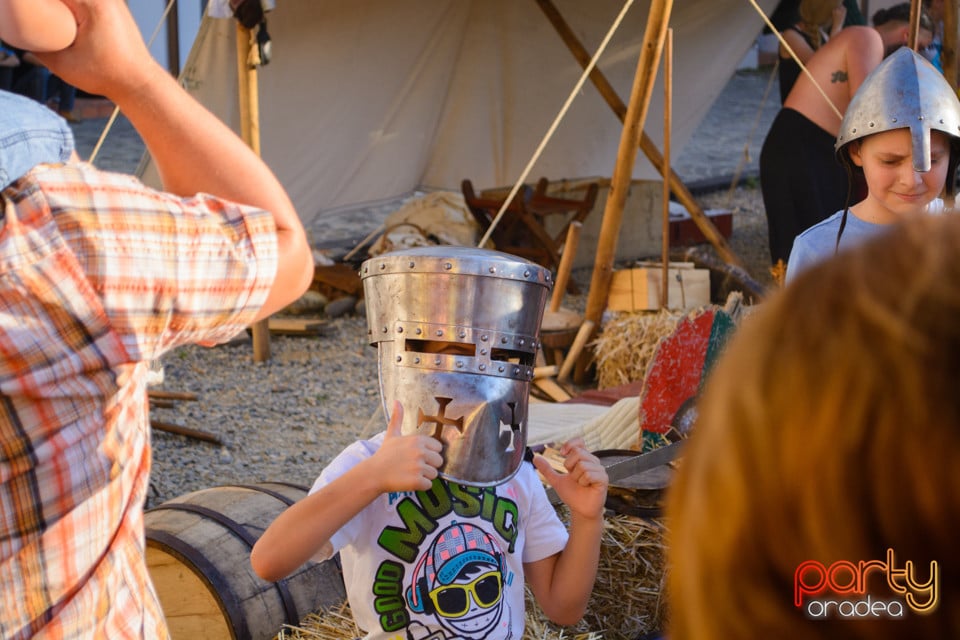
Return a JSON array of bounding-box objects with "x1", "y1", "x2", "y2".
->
[
  {"x1": 661, "y1": 28, "x2": 673, "y2": 310},
  {"x1": 578, "y1": 0, "x2": 674, "y2": 383},
  {"x1": 535, "y1": 0, "x2": 742, "y2": 268},
  {"x1": 236, "y1": 22, "x2": 271, "y2": 363},
  {"x1": 908, "y1": 0, "x2": 923, "y2": 49},
  {"x1": 945, "y1": 0, "x2": 958, "y2": 91}
]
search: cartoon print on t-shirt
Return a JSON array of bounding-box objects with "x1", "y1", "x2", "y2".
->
[{"x1": 404, "y1": 522, "x2": 512, "y2": 638}]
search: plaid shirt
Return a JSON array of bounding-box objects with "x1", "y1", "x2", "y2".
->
[{"x1": 0, "y1": 163, "x2": 278, "y2": 639}]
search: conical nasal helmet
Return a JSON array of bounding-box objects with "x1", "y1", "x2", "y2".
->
[
  {"x1": 361, "y1": 246, "x2": 551, "y2": 486},
  {"x1": 836, "y1": 47, "x2": 960, "y2": 171}
]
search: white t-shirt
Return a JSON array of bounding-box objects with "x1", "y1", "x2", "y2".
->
[{"x1": 310, "y1": 433, "x2": 568, "y2": 640}]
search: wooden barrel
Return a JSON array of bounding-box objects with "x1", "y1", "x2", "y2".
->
[{"x1": 145, "y1": 482, "x2": 346, "y2": 640}]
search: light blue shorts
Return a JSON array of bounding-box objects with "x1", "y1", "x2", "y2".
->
[{"x1": 0, "y1": 89, "x2": 75, "y2": 189}]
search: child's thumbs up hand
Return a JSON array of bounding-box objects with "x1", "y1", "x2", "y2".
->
[{"x1": 375, "y1": 401, "x2": 444, "y2": 492}]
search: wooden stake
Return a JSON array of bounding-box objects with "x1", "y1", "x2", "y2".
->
[
  {"x1": 535, "y1": 0, "x2": 742, "y2": 267},
  {"x1": 550, "y1": 221, "x2": 582, "y2": 312},
  {"x1": 148, "y1": 390, "x2": 199, "y2": 402},
  {"x1": 661, "y1": 29, "x2": 673, "y2": 309},
  {"x1": 151, "y1": 419, "x2": 223, "y2": 445},
  {"x1": 558, "y1": 319, "x2": 596, "y2": 383},
  {"x1": 237, "y1": 23, "x2": 271, "y2": 363}
]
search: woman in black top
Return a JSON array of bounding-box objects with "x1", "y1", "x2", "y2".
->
[{"x1": 777, "y1": 0, "x2": 847, "y2": 103}]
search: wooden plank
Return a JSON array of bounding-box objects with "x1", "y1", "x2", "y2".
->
[
  {"x1": 313, "y1": 263, "x2": 362, "y2": 295},
  {"x1": 148, "y1": 390, "x2": 199, "y2": 402},
  {"x1": 533, "y1": 377, "x2": 573, "y2": 402},
  {"x1": 267, "y1": 317, "x2": 327, "y2": 335}
]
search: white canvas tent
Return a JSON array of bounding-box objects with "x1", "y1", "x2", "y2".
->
[{"x1": 144, "y1": 0, "x2": 777, "y2": 231}]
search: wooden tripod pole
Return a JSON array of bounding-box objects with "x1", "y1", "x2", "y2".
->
[
  {"x1": 661, "y1": 29, "x2": 673, "y2": 309},
  {"x1": 582, "y1": 0, "x2": 674, "y2": 343},
  {"x1": 535, "y1": 0, "x2": 741, "y2": 267},
  {"x1": 236, "y1": 23, "x2": 271, "y2": 363}
]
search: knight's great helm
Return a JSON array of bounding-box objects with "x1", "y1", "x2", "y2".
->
[
  {"x1": 361, "y1": 246, "x2": 551, "y2": 486},
  {"x1": 836, "y1": 47, "x2": 960, "y2": 172}
]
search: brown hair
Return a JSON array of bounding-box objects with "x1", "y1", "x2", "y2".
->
[
  {"x1": 798, "y1": 0, "x2": 839, "y2": 48},
  {"x1": 666, "y1": 214, "x2": 960, "y2": 638}
]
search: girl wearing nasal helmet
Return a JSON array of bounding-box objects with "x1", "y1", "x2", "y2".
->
[{"x1": 785, "y1": 46, "x2": 960, "y2": 282}]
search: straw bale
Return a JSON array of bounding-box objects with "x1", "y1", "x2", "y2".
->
[
  {"x1": 278, "y1": 509, "x2": 667, "y2": 640},
  {"x1": 592, "y1": 309, "x2": 684, "y2": 390}
]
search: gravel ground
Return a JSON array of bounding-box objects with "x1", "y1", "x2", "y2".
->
[
  {"x1": 148, "y1": 315, "x2": 381, "y2": 507},
  {"x1": 147, "y1": 184, "x2": 772, "y2": 507}
]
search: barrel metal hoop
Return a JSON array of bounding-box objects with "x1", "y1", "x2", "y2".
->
[
  {"x1": 145, "y1": 528, "x2": 251, "y2": 640},
  {"x1": 222, "y1": 482, "x2": 306, "y2": 506}
]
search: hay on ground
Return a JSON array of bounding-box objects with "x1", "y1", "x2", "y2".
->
[{"x1": 592, "y1": 309, "x2": 684, "y2": 390}]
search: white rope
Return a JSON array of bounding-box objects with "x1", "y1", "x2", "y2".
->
[
  {"x1": 88, "y1": 0, "x2": 179, "y2": 163},
  {"x1": 477, "y1": 0, "x2": 635, "y2": 249},
  {"x1": 743, "y1": 0, "x2": 842, "y2": 121}
]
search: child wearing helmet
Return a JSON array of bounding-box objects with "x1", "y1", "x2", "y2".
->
[
  {"x1": 785, "y1": 47, "x2": 960, "y2": 282},
  {"x1": 252, "y1": 247, "x2": 609, "y2": 639},
  {"x1": 760, "y1": 3, "x2": 936, "y2": 269}
]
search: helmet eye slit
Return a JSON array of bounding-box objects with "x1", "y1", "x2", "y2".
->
[
  {"x1": 490, "y1": 348, "x2": 534, "y2": 367},
  {"x1": 405, "y1": 339, "x2": 475, "y2": 357}
]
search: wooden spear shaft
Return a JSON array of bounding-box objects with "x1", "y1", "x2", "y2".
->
[
  {"x1": 582, "y1": 0, "x2": 674, "y2": 332},
  {"x1": 535, "y1": 0, "x2": 742, "y2": 267}
]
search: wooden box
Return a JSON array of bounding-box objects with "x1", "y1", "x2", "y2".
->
[{"x1": 607, "y1": 262, "x2": 710, "y2": 311}]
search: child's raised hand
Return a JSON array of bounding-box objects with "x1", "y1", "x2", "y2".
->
[
  {"x1": 533, "y1": 438, "x2": 608, "y2": 519},
  {"x1": 372, "y1": 401, "x2": 444, "y2": 493}
]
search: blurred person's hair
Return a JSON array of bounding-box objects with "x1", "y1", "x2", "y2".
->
[{"x1": 667, "y1": 213, "x2": 960, "y2": 638}]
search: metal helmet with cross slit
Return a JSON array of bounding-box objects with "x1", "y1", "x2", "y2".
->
[
  {"x1": 836, "y1": 47, "x2": 960, "y2": 172},
  {"x1": 361, "y1": 246, "x2": 552, "y2": 486}
]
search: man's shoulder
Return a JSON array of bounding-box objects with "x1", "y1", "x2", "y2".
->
[
  {"x1": 831, "y1": 25, "x2": 882, "y2": 45},
  {"x1": 814, "y1": 26, "x2": 881, "y2": 60}
]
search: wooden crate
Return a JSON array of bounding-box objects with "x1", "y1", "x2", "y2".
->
[{"x1": 607, "y1": 263, "x2": 710, "y2": 311}]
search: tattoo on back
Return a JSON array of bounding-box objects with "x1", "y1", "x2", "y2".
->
[{"x1": 831, "y1": 70, "x2": 848, "y2": 83}]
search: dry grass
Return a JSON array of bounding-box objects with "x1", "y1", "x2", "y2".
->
[{"x1": 592, "y1": 310, "x2": 685, "y2": 390}]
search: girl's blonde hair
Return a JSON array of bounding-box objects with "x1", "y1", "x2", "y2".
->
[
  {"x1": 798, "y1": 0, "x2": 840, "y2": 48},
  {"x1": 667, "y1": 213, "x2": 960, "y2": 638}
]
